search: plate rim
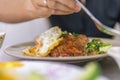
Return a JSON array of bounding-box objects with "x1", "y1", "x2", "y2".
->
[
  {"x1": 4, "y1": 41, "x2": 108, "y2": 61},
  {"x1": 4, "y1": 48, "x2": 108, "y2": 60}
]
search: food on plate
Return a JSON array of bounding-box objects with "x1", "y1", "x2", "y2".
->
[
  {"x1": 23, "y1": 26, "x2": 63, "y2": 57},
  {"x1": 23, "y1": 26, "x2": 112, "y2": 57},
  {"x1": 50, "y1": 33, "x2": 88, "y2": 57},
  {"x1": 86, "y1": 39, "x2": 112, "y2": 55}
]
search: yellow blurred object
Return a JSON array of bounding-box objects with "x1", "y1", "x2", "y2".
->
[
  {"x1": 0, "y1": 67, "x2": 16, "y2": 80},
  {"x1": 0, "y1": 70, "x2": 16, "y2": 80},
  {"x1": 0, "y1": 61, "x2": 24, "y2": 80},
  {"x1": 0, "y1": 61, "x2": 23, "y2": 68}
]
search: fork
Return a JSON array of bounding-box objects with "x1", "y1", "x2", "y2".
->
[{"x1": 76, "y1": 0, "x2": 120, "y2": 36}]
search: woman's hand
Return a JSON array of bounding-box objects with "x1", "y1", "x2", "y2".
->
[
  {"x1": 31, "y1": 0, "x2": 81, "y2": 17},
  {"x1": 0, "y1": 0, "x2": 81, "y2": 23}
]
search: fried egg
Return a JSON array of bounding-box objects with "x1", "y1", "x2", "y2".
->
[{"x1": 23, "y1": 26, "x2": 63, "y2": 57}]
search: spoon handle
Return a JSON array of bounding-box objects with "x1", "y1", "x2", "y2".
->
[{"x1": 76, "y1": 0, "x2": 103, "y2": 25}]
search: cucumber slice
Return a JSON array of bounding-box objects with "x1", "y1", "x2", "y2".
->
[
  {"x1": 100, "y1": 45, "x2": 112, "y2": 52},
  {"x1": 28, "y1": 72, "x2": 46, "y2": 80},
  {"x1": 77, "y1": 62, "x2": 101, "y2": 80}
]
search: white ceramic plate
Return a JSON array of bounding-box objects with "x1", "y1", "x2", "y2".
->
[
  {"x1": 4, "y1": 38, "x2": 120, "y2": 63},
  {"x1": 0, "y1": 61, "x2": 109, "y2": 80}
]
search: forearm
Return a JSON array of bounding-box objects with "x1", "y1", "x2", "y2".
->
[
  {"x1": 0, "y1": 0, "x2": 35, "y2": 23},
  {"x1": 0, "y1": 0, "x2": 80, "y2": 23}
]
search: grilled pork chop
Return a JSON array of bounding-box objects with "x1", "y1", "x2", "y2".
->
[{"x1": 50, "y1": 34, "x2": 89, "y2": 57}]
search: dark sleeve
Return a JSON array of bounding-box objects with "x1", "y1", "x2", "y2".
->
[
  {"x1": 49, "y1": 13, "x2": 86, "y2": 33},
  {"x1": 118, "y1": 11, "x2": 120, "y2": 23},
  {"x1": 107, "y1": 0, "x2": 120, "y2": 23},
  {"x1": 112, "y1": 0, "x2": 120, "y2": 23},
  {"x1": 49, "y1": 0, "x2": 86, "y2": 33},
  {"x1": 118, "y1": 14, "x2": 120, "y2": 23},
  {"x1": 116, "y1": 0, "x2": 120, "y2": 23}
]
